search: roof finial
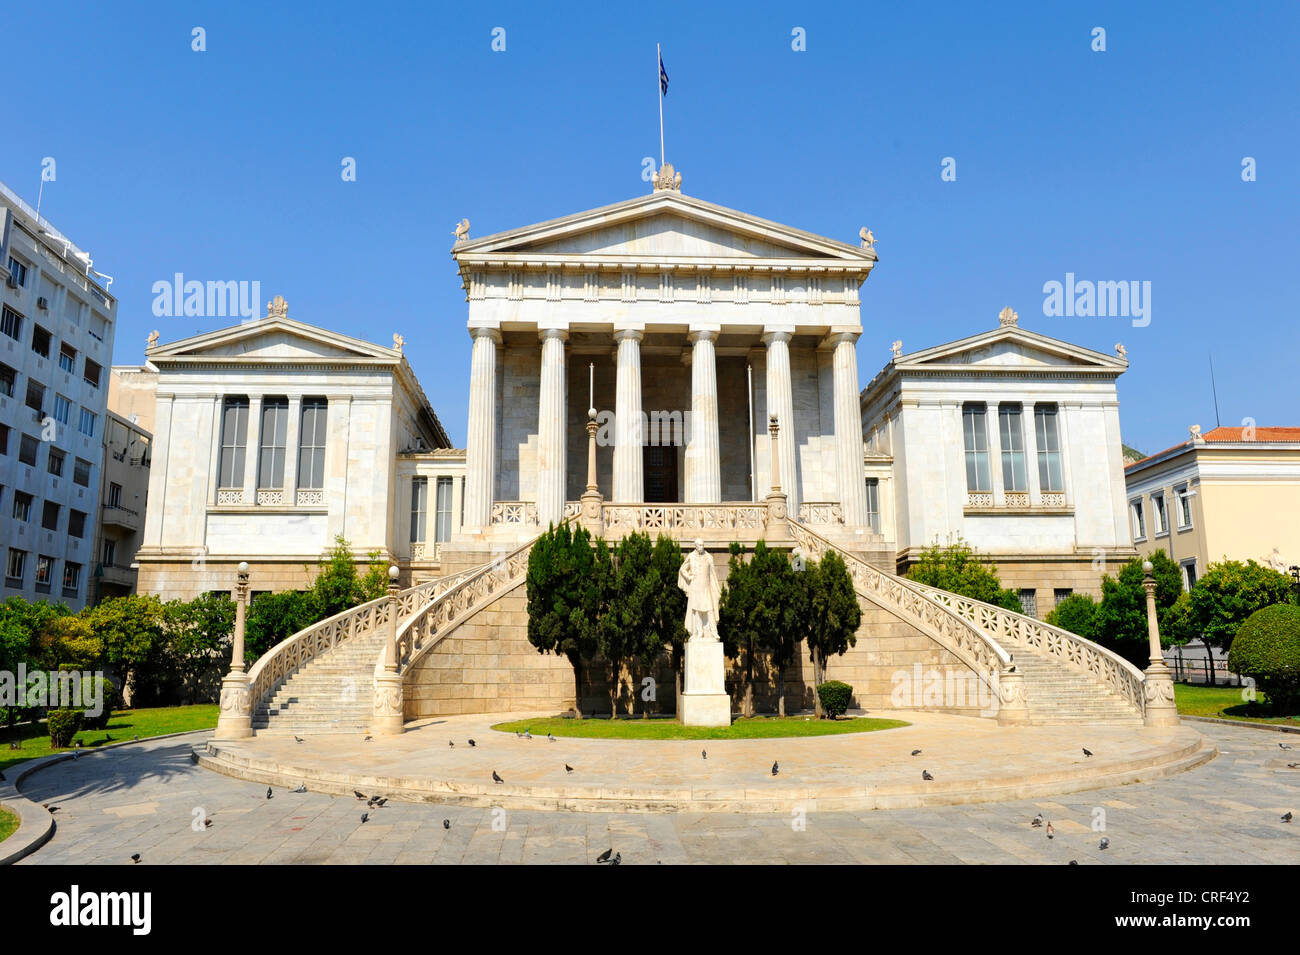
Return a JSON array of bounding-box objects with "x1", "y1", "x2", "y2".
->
[
  {"x1": 859, "y1": 227, "x2": 876, "y2": 251},
  {"x1": 267, "y1": 295, "x2": 288, "y2": 319},
  {"x1": 998, "y1": 306, "x2": 1019, "y2": 327},
  {"x1": 452, "y1": 218, "x2": 470, "y2": 243},
  {"x1": 652, "y1": 162, "x2": 682, "y2": 192}
]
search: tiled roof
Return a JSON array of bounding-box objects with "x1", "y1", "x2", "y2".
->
[{"x1": 1202, "y1": 426, "x2": 1300, "y2": 442}]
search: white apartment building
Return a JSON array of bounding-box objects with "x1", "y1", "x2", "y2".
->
[{"x1": 1, "y1": 182, "x2": 117, "y2": 610}]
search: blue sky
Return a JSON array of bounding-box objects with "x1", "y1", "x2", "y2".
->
[{"x1": 2, "y1": 0, "x2": 1295, "y2": 452}]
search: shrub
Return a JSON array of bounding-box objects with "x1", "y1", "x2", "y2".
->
[
  {"x1": 905, "y1": 538, "x2": 1022, "y2": 612},
  {"x1": 1227, "y1": 604, "x2": 1300, "y2": 714},
  {"x1": 1045, "y1": 593, "x2": 1098, "y2": 639},
  {"x1": 47, "y1": 708, "x2": 83, "y2": 748},
  {"x1": 816, "y1": 680, "x2": 853, "y2": 720},
  {"x1": 82, "y1": 675, "x2": 117, "y2": 730}
]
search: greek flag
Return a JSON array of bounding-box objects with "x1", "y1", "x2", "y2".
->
[{"x1": 659, "y1": 53, "x2": 669, "y2": 96}]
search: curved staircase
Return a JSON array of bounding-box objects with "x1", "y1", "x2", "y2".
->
[{"x1": 243, "y1": 515, "x2": 1151, "y2": 735}]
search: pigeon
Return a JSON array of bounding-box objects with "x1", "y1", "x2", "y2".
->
[
  {"x1": 367, "y1": 796, "x2": 379, "y2": 807},
  {"x1": 515, "y1": 731, "x2": 522, "y2": 739},
  {"x1": 911, "y1": 749, "x2": 922, "y2": 756},
  {"x1": 374, "y1": 797, "x2": 388, "y2": 808},
  {"x1": 565, "y1": 764, "x2": 574, "y2": 773},
  {"x1": 1046, "y1": 822, "x2": 1056, "y2": 839},
  {"x1": 1068, "y1": 860, "x2": 1078, "y2": 865},
  {"x1": 524, "y1": 730, "x2": 532, "y2": 740},
  {"x1": 596, "y1": 848, "x2": 613, "y2": 863},
  {"x1": 1099, "y1": 837, "x2": 1109, "y2": 850},
  {"x1": 8, "y1": 742, "x2": 19, "y2": 750},
  {"x1": 443, "y1": 819, "x2": 450, "y2": 829},
  {"x1": 922, "y1": 770, "x2": 934, "y2": 781},
  {"x1": 448, "y1": 740, "x2": 454, "y2": 748},
  {"x1": 130, "y1": 853, "x2": 141, "y2": 864},
  {"x1": 354, "y1": 790, "x2": 367, "y2": 800},
  {"x1": 548, "y1": 733, "x2": 556, "y2": 742},
  {"x1": 72, "y1": 750, "x2": 80, "y2": 760},
  {"x1": 468, "y1": 739, "x2": 476, "y2": 747},
  {"x1": 608, "y1": 852, "x2": 621, "y2": 866},
  {"x1": 1280, "y1": 742, "x2": 1293, "y2": 750},
  {"x1": 702, "y1": 749, "x2": 707, "y2": 760},
  {"x1": 1082, "y1": 748, "x2": 1093, "y2": 757},
  {"x1": 43, "y1": 804, "x2": 59, "y2": 813},
  {"x1": 204, "y1": 818, "x2": 213, "y2": 828},
  {"x1": 492, "y1": 770, "x2": 504, "y2": 784},
  {"x1": 266, "y1": 787, "x2": 273, "y2": 799},
  {"x1": 291, "y1": 784, "x2": 307, "y2": 794},
  {"x1": 1031, "y1": 814, "x2": 1043, "y2": 828},
  {"x1": 294, "y1": 736, "x2": 304, "y2": 743},
  {"x1": 364, "y1": 735, "x2": 373, "y2": 742},
  {"x1": 1283, "y1": 811, "x2": 1293, "y2": 823},
  {"x1": 361, "y1": 812, "x2": 369, "y2": 824},
  {"x1": 1288, "y1": 763, "x2": 1299, "y2": 769},
  {"x1": 771, "y1": 761, "x2": 780, "y2": 777}
]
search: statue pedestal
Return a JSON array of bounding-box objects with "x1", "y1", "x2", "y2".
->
[{"x1": 679, "y1": 640, "x2": 731, "y2": 727}]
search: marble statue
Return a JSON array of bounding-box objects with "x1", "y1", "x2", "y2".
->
[
  {"x1": 859, "y1": 227, "x2": 876, "y2": 251},
  {"x1": 890, "y1": 339, "x2": 903, "y2": 359},
  {"x1": 453, "y1": 218, "x2": 471, "y2": 242},
  {"x1": 998, "y1": 307, "x2": 1019, "y2": 327},
  {"x1": 1115, "y1": 342, "x2": 1127, "y2": 358},
  {"x1": 146, "y1": 329, "x2": 159, "y2": 348},
  {"x1": 677, "y1": 538, "x2": 721, "y2": 642}
]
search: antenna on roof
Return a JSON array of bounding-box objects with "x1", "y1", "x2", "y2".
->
[{"x1": 1208, "y1": 352, "x2": 1221, "y2": 429}]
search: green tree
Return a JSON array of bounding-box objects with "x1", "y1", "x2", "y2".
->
[
  {"x1": 525, "y1": 523, "x2": 603, "y2": 719},
  {"x1": 905, "y1": 538, "x2": 1023, "y2": 611},
  {"x1": 82, "y1": 595, "x2": 168, "y2": 705},
  {"x1": 1185, "y1": 559, "x2": 1293, "y2": 654},
  {"x1": 245, "y1": 590, "x2": 317, "y2": 663},
  {"x1": 1227, "y1": 604, "x2": 1300, "y2": 714},
  {"x1": 720, "y1": 541, "x2": 802, "y2": 717},
  {"x1": 1044, "y1": 593, "x2": 1098, "y2": 640},
  {"x1": 604, "y1": 532, "x2": 665, "y2": 717},
  {"x1": 803, "y1": 550, "x2": 861, "y2": 718},
  {"x1": 648, "y1": 535, "x2": 687, "y2": 709},
  {"x1": 164, "y1": 593, "x2": 234, "y2": 702},
  {"x1": 1091, "y1": 551, "x2": 1182, "y2": 667},
  {"x1": 309, "y1": 535, "x2": 375, "y2": 619}
]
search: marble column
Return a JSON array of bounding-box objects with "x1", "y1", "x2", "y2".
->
[
  {"x1": 242, "y1": 395, "x2": 262, "y2": 503},
  {"x1": 686, "y1": 329, "x2": 721, "y2": 503},
  {"x1": 763, "y1": 330, "x2": 798, "y2": 512},
  {"x1": 829, "y1": 332, "x2": 869, "y2": 526},
  {"x1": 283, "y1": 395, "x2": 302, "y2": 501},
  {"x1": 463, "y1": 327, "x2": 501, "y2": 529},
  {"x1": 536, "y1": 328, "x2": 568, "y2": 527},
  {"x1": 613, "y1": 329, "x2": 644, "y2": 502}
]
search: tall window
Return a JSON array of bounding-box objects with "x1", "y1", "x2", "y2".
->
[
  {"x1": 63, "y1": 562, "x2": 82, "y2": 596},
  {"x1": 53, "y1": 394, "x2": 71, "y2": 425},
  {"x1": 1130, "y1": 500, "x2": 1146, "y2": 540},
  {"x1": 31, "y1": 325, "x2": 51, "y2": 358},
  {"x1": 58, "y1": 343, "x2": 77, "y2": 374},
  {"x1": 5, "y1": 549, "x2": 26, "y2": 583},
  {"x1": 25, "y1": 379, "x2": 45, "y2": 413},
  {"x1": 962, "y1": 404, "x2": 991, "y2": 492},
  {"x1": 297, "y1": 398, "x2": 327, "y2": 489},
  {"x1": 102, "y1": 539, "x2": 116, "y2": 567},
  {"x1": 434, "y1": 476, "x2": 454, "y2": 542},
  {"x1": 1181, "y1": 559, "x2": 1198, "y2": 591},
  {"x1": 19, "y1": 433, "x2": 39, "y2": 466},
  {"x1": 1176, "y1": 485, "x2": 1193, "y2": 528},
  {"x1": 108, "y1": 482, "x2": 122, "y2": 507},
  {"x1": 258, "y1": 398, "x2": 289, "y2": 488},
  {"x1": 6, "y1": 256, "x2": 27, "y2": 287},
  {"x1": 0, "y1": 361, "x2": 14, "y2": 397},
  {"x1": 78, "y1": 408, "x2": 97, "y2": 437},
  {"x1": 35, "y1": 555, "x2": 53, "y2": 589},
  {"x1": 12, "y1": 491, "x2": 32, "y2": 521},
  {"x1": 1034, "y1": 404, "x2": 1064, "y2": 492},
  {"x1": 864, "y1": 477, "x2": 880, "y2": 533},
  {"x1": 410, "y1": 477, "x2": 428, "y2": 542},
  {"x1": 83, "y1": 359, "x2": 102, "y2": 389},
  {"x1": 0, "y1": 305, "x2": 23, "y2": 341},
  {"x1": 1152, "y1": 492, "x2": 1168, "y2": 534},
  {"x1": 1019, "y1": 589, "x2": 1038, "y2": 618},
  {"x1": 47, "y1": 448, "x2": 64, "y2": 476},
  {"x1": 68, "y1": 509, "x2": 86, "y2": 538},
  {"x1": 73, "y1": 457, "x2": 91, "y2": 486},
  {"x1": 218, "y1": 397, "x2": 249, "y2": 488},
  {"x1": 41, "y1": 501, "x2": 59, "y2": 530},
  {"x1": 998, "y1": 404, "x2": 1027, "y2": 492}
]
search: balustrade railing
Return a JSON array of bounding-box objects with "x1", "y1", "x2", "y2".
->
[
  {"x1": 490, "y1": 501, "x2": 538, "y2": 526},
  {"x1": 602, "y1": 503, "x2": 767, "y2": 533},
  {"x1": 798, "y1": 502, "x2": 844, "y2": 525}
]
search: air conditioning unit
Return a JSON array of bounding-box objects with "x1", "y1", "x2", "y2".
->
[{"x1": 37, "y1": 296, "x2": 49, "y2": 310}]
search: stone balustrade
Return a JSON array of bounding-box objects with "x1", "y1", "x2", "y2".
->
[
  {"x1": 798, "y1": 501, "x2": 844, "y2": 525},
  {"x1": 602, "y1": 502, "x2": 767, "y2": 538},
  {"x1": 490, "y1": 501, "x2": 538, "y2": 526}
]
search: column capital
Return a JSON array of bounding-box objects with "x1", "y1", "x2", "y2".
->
[
  {"x1": 538, "y1": 327, "x2": 569, "y2": 342},
  {"x1": 761, "y1": 328, "x2": 793, "y2": 346},
  {"x1": 688, "y1": 328, "x2": 719, "y2": 344},
  {"x1": 821, "y1": 329, "x2": 861, "y2": 348},
  {"x1": 469, "y1": 326, "x2": 503, "y2": 343},
  {"x1": 613, "y1": 327, "x2": 644, "y2": 344}
]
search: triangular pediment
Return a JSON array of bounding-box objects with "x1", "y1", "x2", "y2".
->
[
  {"x1": 453, "y1": 190, "x2": 875, "y2": 265},
  {"x1": 147, "y1": 317, "x2": 400, "y2": 364},
  {"x1": 898, "y1": 325, "x2": 1125, "y2": 372}
]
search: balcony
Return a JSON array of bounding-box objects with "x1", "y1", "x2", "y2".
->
[
  {"x1": 95, "y1": 562, "x2": 135, "y2": 589},
  {"x1": 101, "y1": 503, "x2": 140, "y2": 531}
]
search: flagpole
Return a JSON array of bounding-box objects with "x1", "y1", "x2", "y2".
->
[{"x1": 657, "y1": 43, "x2": 665, "y2": 167}]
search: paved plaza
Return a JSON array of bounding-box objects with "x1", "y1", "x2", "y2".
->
[{"x1": 12, "y1": 721, "x2": 1300, "y2": 865}]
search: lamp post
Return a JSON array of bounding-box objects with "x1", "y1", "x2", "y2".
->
[
  {"x1": 1141, "y1": 559, "x2": 1180, "y2": 727},
  {"x1": 372, "y1": 565, "x2": 406, "y2": 736},
  {"x1": 763, "y1": 414, "x2": 791, "y2": 540},
  {"x1": 214, "y1": 561, "x2": 254, "y2": 739},
  {"x1": 579, "y1": 405, "x2": 605, "y2": 536}
]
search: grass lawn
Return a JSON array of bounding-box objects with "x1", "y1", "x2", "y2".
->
[
  {"x1": 0, "y1": 704, "x2": 219, "y2": 774},
  {"x1": 492, "y1": 714, "x2": 909, "y2": 740},
  {"x1": 1174, "y1": 683, "x2": 1299, "y2": 725},
  {"x1": 0, "y1": 805, "x2": 17, "y2": 845}
]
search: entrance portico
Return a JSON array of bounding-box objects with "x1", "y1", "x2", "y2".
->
[{"x1": 451, "y1": 172, "x2": 879, "y2": 550}]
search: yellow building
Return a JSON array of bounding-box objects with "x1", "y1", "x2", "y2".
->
[{"x1": 1123, "y1": 425, "x2": 1300, "y2": 589}]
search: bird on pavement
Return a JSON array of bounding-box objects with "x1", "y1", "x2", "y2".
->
[
  {"x1": 1282, "y1": 811, "x2": 1293, "y2": 823},
  {"x1": 468, "y1": 739, "x2": 476, "y2": 747},
  {"x1": 443, "y1": 819, "x2": 450, "y2": 829},
  {"x1": 701, "y1": 749, "x2": 707, "y2": 760},
  {"x1": 1068, "y1": 860, "x2": 1078, "y2": 865},
  {"x1": 1031, "y1": 814, "x2": 1043, "y2": 828},
  {"x1": 294, "y1": 736, "x2": 304, "y2": 743},
  {"x1": 266, "y1": 787, "x2": 273, "y2": 799},
  {"x1": 1280, "y1": 742, "x2": 1292, "y2": 750},
  {"x1": 1082, "y1": 748, "x2": 1093, "y2": 757},
  {"x1": 361, "y1": 812, "x2": 369, "y2": 824},
  {"x1": 1288, "y1": 763, "x2": 1299, "y2": 769},
  {"x1": 43, "y1": 804, "x2": 59, "y2": 813},
  {"x1": 448, "y1": 741, "x2": 454, "y2": 748},
  {"x1": 771, "y1": 761, "x2": 780, "y2": 777},
  {"x1": 565, "y1": 764, "x2": 574, "y2": 773},
  {"x1": 1099, "y1": 837, "x2": 1109, "y2": 850},
  {"x1": 364, "y1": 735, "x2": 373, "y2": 742},
  {"x1": 524, "y1": 730, "x2": 532, "y2": 740},
  {"x1": 354, "y1": 790, "x2": 367, "y2": 800},
  {"x1": 596, "y1": 848, "x2": 612, "y2": 863},
  {"x1": 922, "y1": 770, "x2": 934, "y2": 781},
  {"x1": 492, "y1": 770, "x2": 504, "y2": 784},
  {"x1": 548, "y1": 733, "x2": 556, "y2": 742},
  {"x1": 911, "y1": 750, "x2": 922, "y2": 756},
  {"x1": 375, "y1": 797, "x2": 388, "y2": 808},
  {"x1": 204, "y1": 818, "x2": 213, "y2": 828},
  {"x1": 291, "y1": 784, "x2": 307, "y2": 793},
  {"x1": 1046, "y1": 822, "x2": 1056, "y2": 839},
  {"x1": 130, "y1": 853, "x2": 140, "y2": 864},
  {"x1": 608, "y1": 852, "x2": 621, "y2": 866}
]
